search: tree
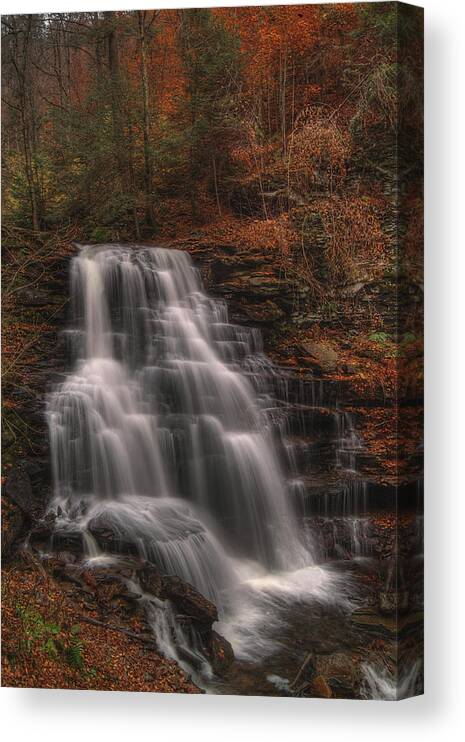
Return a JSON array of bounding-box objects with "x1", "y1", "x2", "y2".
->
[
  {"x1": 104, "y1": 11, "x2": 140, "y2": 238},
  {"x1": 2, "y1": 15, "x2": 43, "y2": 230},
  {"x1": 136, "y1": 10, "x2": 158, "y2": 228},
  {"x1": 177, "y1": 9, "x2": 241, "y2": 218}
]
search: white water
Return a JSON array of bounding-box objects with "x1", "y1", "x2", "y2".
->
[
  {"x1": 47, "y1": 244, "x2": 342, "y2": 676},
  {"x1": 361, "y1": 660, "x2": 423, "y2": 701}
]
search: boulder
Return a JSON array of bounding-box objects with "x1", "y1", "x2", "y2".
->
[
  {"x1": 162, "y1": 574, "x2": 218, "y2": 629},
  {"x1": 139, "y1": 567, "x2": 234, "y2": 676},
  {"x1": 209, "y1": 631, "x2": 235, "y2": 675},
  {"x1": 49, "y1": 528, "x2": 84, "y2": 554},
  {"x1": 138, "y1": 565, "x2": 164, "y2": 598},
  {"x1": 90, "y1": 572, "x2": 142, "y2": 614},
  {"x1": 300, "y1": 341, "x2": 338, "y2": 374},
  {"x1": 88, "y1": 515, "x2": 139, "y2": 556}
]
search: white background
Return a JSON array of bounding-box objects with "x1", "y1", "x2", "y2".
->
[{"x1": 1, "y1": 0, "x2": 464, "y2": 740}]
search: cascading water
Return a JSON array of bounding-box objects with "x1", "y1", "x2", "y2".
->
[
  {"x1": 47, "y1": 244, "x2": 340, "y2": 680},
  {"x1": 361, "y1": 660, "x2": 423, "y2": 701}
]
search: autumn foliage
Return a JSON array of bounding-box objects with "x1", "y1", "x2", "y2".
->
[{"x1": 2, "y1": 6, "x2": 421, "y2": 277}]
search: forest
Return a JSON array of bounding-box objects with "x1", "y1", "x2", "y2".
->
[
  {"x1": 2, "y1": 5, "x2": 421, "y2": 241},
  {"x1": 2, "y1": 3, "x2": 424, "y2": 699}
]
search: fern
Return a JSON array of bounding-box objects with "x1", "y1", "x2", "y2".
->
[
  {"x1": 65, "y1": 635, "x2": 84, "y2": 669},
  {"x1": 16, "y1": 605, "x2": 85, "y2": 671}
]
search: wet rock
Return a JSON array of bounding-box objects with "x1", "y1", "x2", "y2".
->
[
  {"x1": 93, "y1": 575, "x2": 139, "y2": 612},
  {"x1": 138, "y1": 565, "x2": 164, "y2": 597},
  {"x1": 49, "y1": 528, "x2": 84, "y2": 554},
  {"x1": 54, "y1": 550, "x2": 77, "y2": 564},
  {"x1": 208, "y1": 631, "x2": 235, "y2": 675},
  {"x1": 162, "y1": 575, "x2": 218, "y2": 629},
  {"x1": 88, "y1": 516, "x2": 139, "y2": 556},
  {"x1": 16, "y1": 457, "x2": 50, "y2": 484},
  {"x1": 4, "y1": 466, "x2": 44, "y2": 519},
  {"x1": 77, "y1": 565, "x2": 143, "y2": 614},
  {"x1": 50, "y1": 562, "x2": 93, "y2": 590},
  {"x1": 29, "y1": 512, "x2": 56, "y2": 546},
  {"x1": 139, "y1": 567, "x2": 232, "y2": 673}
]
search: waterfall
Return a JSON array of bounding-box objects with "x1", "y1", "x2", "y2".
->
[
  {"x1": 47, "y1": 245, "x2": 312, "y2": 615},
  {"x1": 361, "y1": 661, "x2": 423, "y2": 701}
]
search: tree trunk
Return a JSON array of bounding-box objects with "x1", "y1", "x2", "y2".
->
[
  {"x1": 105, "y1": 11, "x2": 127, "y2": 188},
  {"x1": 137, "y1": 11, "x2": 156, "y2": 228},
  {"x1": 11, "y1": 15, "x2": 42, "y2": 231},
  {"x1": 105, "y1": 11, "x2": 140, "y2": 237}
]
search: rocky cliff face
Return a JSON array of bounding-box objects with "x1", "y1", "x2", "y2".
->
[
  {"x1": 2, "y1": 242, "x2": 71, "y2": 557},
  {"x1": 174, "y1": 239, "x2": 423, "y2": 498},
  {"x1": 2, "y1": 237, "x2": 423, "y2": 697},
  {"x1": 2, "y1": 236, "x2": 423, "y2": 569}
]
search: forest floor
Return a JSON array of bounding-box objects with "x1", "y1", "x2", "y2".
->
[{"x1": 1, "y1": 555, "x2": 201, "y2": 693}]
